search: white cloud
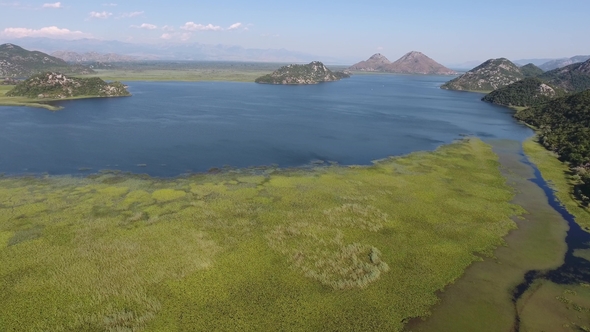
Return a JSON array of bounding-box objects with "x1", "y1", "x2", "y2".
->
[
  {"x1": 118, "y1": 11, "x2": 144, "y2": 18},
  {"x1": 132, "y1": 23, "x2": 157, "y2": 30},
  {"x1": 1, "y1": 26, "x2": 90, "y2": 39},
  {"x1": 102, "y1": 3, "x2": 116, "y2": 6},
  {"x1": 42, "y1": 2, "x2": 62, "y2": 8},
  {"x1": 160, "y1": 33, "x2": 173, "y2": 40},
  {"x1": 227, "y1": 22, "x2": 242, "y2": 30},
  {"x1": 162, "y1": 25, "x2": 174, "y2": 32},
  {"x1": 181, "y1": 22, "x2": 222, "y2": 31},
  {"x1": 89, "y1": 11, "x2": 112, "y2": 19}
]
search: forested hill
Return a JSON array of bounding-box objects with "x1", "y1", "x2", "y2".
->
[
  {"x1": 441, "y1": 58, "x2": 524, "y2": 92},
  {"x1": 520, "y1": 63, "x2": 544, "y2": 77},
  {"x1": 481, "y1": 78, "x2": 565, "y2": 107},
  {"x1": 7, "y1": 72, "x2": 130, "y2": 99},
  {"x1": 514, "y1": 90, "x2": 590, "y2": 202},
  {"x1": 540, "y1": 58, "x2": 590, "y2": 93}
]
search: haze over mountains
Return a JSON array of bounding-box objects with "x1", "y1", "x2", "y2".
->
[
  {"x1": 51, "y1": 51, "x2": 138, "y2": 63},
  {"x1": 3, "y1": 37, "x2": 344, "y2": 64},
  {"x1": 349, "y1": 52, "x2": 456, "y2": 75}
]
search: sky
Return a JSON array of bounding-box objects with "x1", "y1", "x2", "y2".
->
[{"x1": 0, "y1": 0, "x2": 589, "y2": 64}]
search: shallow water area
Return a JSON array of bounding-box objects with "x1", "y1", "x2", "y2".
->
[
  {"x1": 0, "y1": 75, "x2": 532, "y2": 176},
  {"x1": 406, "y1": 139, "x2": 570, "y2": 332}
]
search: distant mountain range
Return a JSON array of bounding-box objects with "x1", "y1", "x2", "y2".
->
[
  {"x1": 539, "y1": 55, "x2": 590, "y2": 71},
  {"x1": 349, "y1": 51, "x2": 457, "y2": 75},
  {"x1": 51, "y1": 51, "x2": 138, "y2": 63},
  {"x1": 3, "y1": 37, "x2": 346, "y2": 64}
]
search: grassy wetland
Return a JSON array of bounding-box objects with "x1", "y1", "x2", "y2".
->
[
  {"x1": 75, "y1": 62, "x2": 350, "y2": 82},
  {"x1": 0, "y1": 138, "x2": 526, "y2": 331}
]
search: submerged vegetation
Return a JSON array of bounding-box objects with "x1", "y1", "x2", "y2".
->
[{"x1": 0, "y1": 139, "x2": 523, "y2": 331}]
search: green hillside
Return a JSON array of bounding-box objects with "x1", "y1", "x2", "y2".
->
[
  {"x1": 0, "y1": 43, "x2": 93, "y2": 78},
  {"x1": 6, "y1": 72, "x2": 130, "y2": 99},
  {"x1": 520, "y1": 63, "x2": 544, "y2": 77},
  {"x1": 441, "y1": 58, "x2": 524, "y2": 92},
  {"x1": 481, "y1": 78, "x2": 565, "y2": 107},
  {"x1": 515, "y1": 90, "x2": 590, "y2": 202},
  {"x1": 540, "y1": 59, "x2": 590, "y2": 93}
]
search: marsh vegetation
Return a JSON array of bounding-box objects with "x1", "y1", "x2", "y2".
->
[{"x1": 0, "y1": 139, "x2": 524, "y2": 331}]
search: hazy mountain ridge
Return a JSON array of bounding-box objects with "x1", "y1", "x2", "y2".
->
[
  {"x1": 441, "y1": 58, "x2": 524, "y2": 92},
  {"x1": 539, "y1": 55, "x2": 590, "y2": 71},
  {"x1": 540, "y1": 58, "x2": 590, "y2": 93},
  {"x1": 4, "y1": 37, "x2": 343, "y2": 63},
  {"x1": 349, "y1": 51, "x2": 456, "y2": 75},
  {"x1": 255, "y1": 61, "x2": 349, "y2": 84},
  {"x1": 51, "y1": 51, "x2": 138, "y2": 63},
  {"x1": 0, "y1": 43, "x2": 92, "y2": 78}
]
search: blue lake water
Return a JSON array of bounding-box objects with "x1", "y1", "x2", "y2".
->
[{"x1": 0, "y1": 75, "x2": 533, "y2": 176}]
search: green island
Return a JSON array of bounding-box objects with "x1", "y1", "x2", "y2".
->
[
  {"x1": 0, "y1": 72, "x2": 130, "y2": 110},
  {"x1": 0, "y1": 138, "x2": 524, "y2": 331}
]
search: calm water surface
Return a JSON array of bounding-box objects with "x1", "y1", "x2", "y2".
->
[{"x1": 0, "y1": 75, "x2": 532, "y2": 176}]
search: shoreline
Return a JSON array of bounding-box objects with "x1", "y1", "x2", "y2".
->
[{"x1": 0, "y1": 91, "x2": 132, "y2": 111}]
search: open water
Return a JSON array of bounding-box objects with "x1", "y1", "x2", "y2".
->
[{"x1": 0, "y1": 74, "x2": 533, "y2": 176}]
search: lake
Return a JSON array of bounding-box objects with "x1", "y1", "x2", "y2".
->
[{"x1": 0, "y1": 74, "x2": 533, "y2": 176}]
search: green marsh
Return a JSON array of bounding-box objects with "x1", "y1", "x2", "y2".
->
[{"x1": 0, "y1": 139, "x2": 524, "y2": 331}]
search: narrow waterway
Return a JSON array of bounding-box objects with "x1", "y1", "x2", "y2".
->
[
  {"x1": 512, "y1": 153, "x2": 590, "y2": 331},
  {"x1": 407, "y1": 139, "x2": 581, "y2": 331}
]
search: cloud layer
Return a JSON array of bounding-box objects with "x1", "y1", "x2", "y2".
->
[{"x1": 1, "y1": 26, "x2": 91, "y2": 39}]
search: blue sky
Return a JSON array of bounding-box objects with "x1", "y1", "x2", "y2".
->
[{"x1": 1, "y1": 0, "x2": 589, "y2": 64}]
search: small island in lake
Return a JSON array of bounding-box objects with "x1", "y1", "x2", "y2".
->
[
  {"x1": 255, "y1": 61, "x2": 350, "y2": 85},
  {"x1": 6, "y1": 72, "x2": 130, "y2": 100}
]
